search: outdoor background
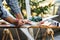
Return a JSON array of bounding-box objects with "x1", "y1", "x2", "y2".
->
[{"x1": 1, "y1": 0, "x2": 60, "y2": 40}]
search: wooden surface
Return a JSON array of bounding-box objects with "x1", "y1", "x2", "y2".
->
[{"x1": 0, "y1": 23, "x2": 60, "y2": 28}]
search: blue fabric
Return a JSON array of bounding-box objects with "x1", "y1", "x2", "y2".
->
[
  {"x1": 0, "y1": 0, "x2": 21, "y2": 18},
  {"x1": 0, "y1": 0, "x2": 2, "y2": 7},
  {"x1": 6, "y1": 0, "x2": 21, "y2": 14},
  {"x1": 0, "y1": 7, "x2": 8, "y2": 18}
]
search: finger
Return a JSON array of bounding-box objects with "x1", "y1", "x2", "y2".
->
[
  {"x1": 22, "y1": 20, "x2": 25, "y2": 24},
  {"x1": 39, "y1": 21, "x2": 44, "y2": 24},
  {"x1": 18, "y1": 20, "x2": 25, "y2": 25}
]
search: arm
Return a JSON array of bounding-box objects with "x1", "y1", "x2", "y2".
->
[
  {"x1": 3, "y1": 16, "x2": 18, "y2": 24},
  {"x1": 0, "y1": 7, "x2": 17, "y2": 25},
  {"x1": 6, "y1": 0, "x2": 31, "y2": 24},
  {"x1": 6, "y1": 0, "x2": 23, "y2": 19},
  {"x1": 0, "y1": 6, "x2": 24, "y2": 26}
]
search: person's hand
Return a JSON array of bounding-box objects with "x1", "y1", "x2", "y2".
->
[
  {"x1": 16, "y1": 19, "x2": 31, "y2": 27},
  {"x1": 17, "y1": 19, "x2": 25, "y2": 26},
  {"x1": 39, "y1": 21, "x2": 44, "y2": 24},
  {"x1": 22, "y1": 19, "x2": 31, "y2": 24}
]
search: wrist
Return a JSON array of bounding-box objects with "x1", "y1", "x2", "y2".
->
[
  {"x1": 15, "y1": 13, "x2": 24, "y2": 19},
  {"x1": 14, "y1": 19, "x2": 19, "y2": 25}
]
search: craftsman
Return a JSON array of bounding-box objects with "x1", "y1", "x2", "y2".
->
[{"x1": 0, "y1": 0, "x2": 30, "y2": 26}]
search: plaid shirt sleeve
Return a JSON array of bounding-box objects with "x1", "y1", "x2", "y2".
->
[{"x1": 6, "y1": 0, "x2": 21, "y2": 14}]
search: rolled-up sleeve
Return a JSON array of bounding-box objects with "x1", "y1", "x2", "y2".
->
[
  {"x1": 6, "y1": 0, "x2": 21, "y2": 14},
  {"x1": 0, "y1": 6, "x2": 9, "y2": 19}
]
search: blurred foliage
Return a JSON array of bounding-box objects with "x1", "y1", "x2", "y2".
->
[
  {"x1": 30, "y1": 0, "x2": 54, "y2": 16},
  {"x1": 19, "y1": 0, "x2": 54, "y2": 17},
  {"x1": 18, "y1": 0, "x2": 26, "y2": 9},
  {"x1": 30, "y1": 0, "x2": 45, "y2": 6}
]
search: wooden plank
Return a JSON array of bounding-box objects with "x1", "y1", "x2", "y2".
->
[{"x1": 0, "y1": 24, "x2": 60, "y2": 28}]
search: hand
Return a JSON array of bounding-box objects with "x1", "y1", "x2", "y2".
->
[
  {"x1": 16, "y1": 19, "x2": 31, "y2": 27},
  {"x1": 37, "y1": 21, "x2": 44, "y2": 25},
  {"x1": 39, "y1": 21, "x2": 44, "y2": 24},
  {"x1": 17, "y1": 19, "x2": 25, "y2": 26},
  {"x1": 22, "y1": 19, "x2": 31, "y2": 24}
]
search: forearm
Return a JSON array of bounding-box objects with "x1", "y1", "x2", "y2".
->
[
  {"x1": 15, "y1": 13, "x2": 24, "y2": 19},
  {"x1": 4, "y1": 16, "x2": 18, "y2": 25}
]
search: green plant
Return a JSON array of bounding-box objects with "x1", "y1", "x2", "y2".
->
[
  {"x1": 30, "y1": 0, "x2": 54, "y2": 16},
  {"x1": 18, "y1": 0, "x2": 54, "y2": 18}
]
